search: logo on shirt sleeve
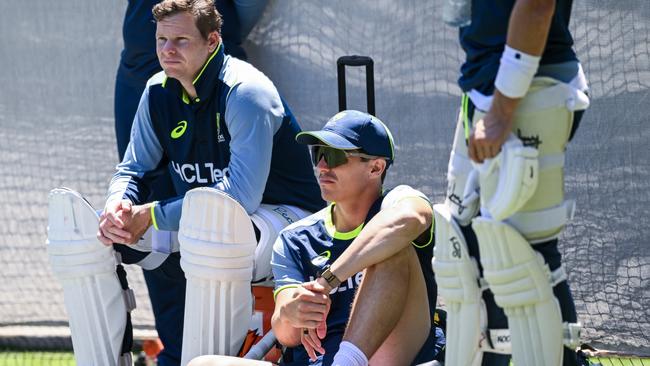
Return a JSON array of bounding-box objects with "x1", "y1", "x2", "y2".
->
[{"x1": 216, "y1": 113, "x2": 225, "y2": 143}]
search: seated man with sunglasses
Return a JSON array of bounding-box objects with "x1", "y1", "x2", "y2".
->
[{"x1": 270, "y1": 110, "x2": 442, "y2": 366}]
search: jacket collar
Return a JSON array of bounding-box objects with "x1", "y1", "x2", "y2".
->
[{"x1": 162, "y1": 43, "x2": 224, "y2": 105}]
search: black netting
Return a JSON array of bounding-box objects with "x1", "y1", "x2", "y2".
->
[{"x1": 0, "y1": 0, "x2": 647, "y2": 357}]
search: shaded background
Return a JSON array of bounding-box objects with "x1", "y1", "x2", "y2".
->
[{"x1": 0, "y1": 0, "x2": 648, "y2": 355}]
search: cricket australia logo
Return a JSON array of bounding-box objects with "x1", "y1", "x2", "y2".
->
[
  {"x1": 216, "y1": 113, "x2": 225, "y2": 143},
  {"x1": 329, "y1": 111, "x2": 347, "y2": 124}
]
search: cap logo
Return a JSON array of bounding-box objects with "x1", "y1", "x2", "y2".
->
[{"x1": 330, "y1": 111, "x2": 347, "y2": 124}]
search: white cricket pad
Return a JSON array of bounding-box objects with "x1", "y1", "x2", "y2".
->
[
  {"x1": 188, "y1": 355, "x2": 273, "y2": 366},
  {"x1": 179, "y1": 188, "x2": 257, "y2": 364},
  {"x1": 506, "y1": 200, "x2": 576, "y2": 243},
  {"x1": 473, "y1": 217, "x2": 564, "y2": 366},
  {"x1": 474, "y1": 77, "x2": 582, "y2": 241},
  {"x1": 445, "y1": 115, "x2": 480, "y2": 225},
  {"x1": 467, "y1": 75, "x2": 590, "y2": 116},
  {"x1": 431, "y1": 204, "x2": 484, "y2": 366},
  {"x1": 475, "y1": 135, "x2": 539, "y2": 221},
  {"x1": 250, "y1": 204, "x2": 310, "y2": 282},
  {"x1": 46, "y1": 188, "x2": 133, "y2": 366},
  {"x1": 516, "y1": 76, "x2": 590, "y2": 114}
]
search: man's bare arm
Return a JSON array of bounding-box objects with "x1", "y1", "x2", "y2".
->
[
  {"x1": 328, "y1": 197, "x2": 432, "y2": 281},
  {"x1": 470, "y1": 0, "x2": 556, "y2": 162},
  {"x1": 508, "y1": 0, "x2": 556, "y2": 55}
]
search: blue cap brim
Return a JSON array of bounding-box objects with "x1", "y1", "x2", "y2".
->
[{"x1": 296, "y1": 131, "x2": 359, "y2": 150}]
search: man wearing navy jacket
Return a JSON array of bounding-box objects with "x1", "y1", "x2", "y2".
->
[{"x1": 99, "y1": 1, "x2": 322, "y2": 364}]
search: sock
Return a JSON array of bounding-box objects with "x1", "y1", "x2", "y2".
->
[{"x1": 331, "y1": 341, "x2": 368, "y2": 366}]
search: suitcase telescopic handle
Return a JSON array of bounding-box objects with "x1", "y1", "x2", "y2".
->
[{"x1": 337, "y1": 55, "x2": 375, "y2": 116}]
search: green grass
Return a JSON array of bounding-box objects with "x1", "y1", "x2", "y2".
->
[
  {"x1": 0, "y1": 352, "x2": 75, "y2": 366},
  {"x1": 0, "y1": 352, "x2": 151, "y2": 366},
  {"x1": 588, "y1": 358, "x2": 650, "y2": 366},
  {"x1": 507, "y1": 358, "x2": 650, "y2": 366}
]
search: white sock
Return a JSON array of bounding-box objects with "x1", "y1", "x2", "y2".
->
[{"x1": 331, "y1": 341, "x2": 368, "y2": 366}]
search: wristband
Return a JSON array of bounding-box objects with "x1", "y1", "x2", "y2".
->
[
  {"x1": 150, "y1": 201, "x2": 159, "y2": 230},
  {"x1": 494, "y1": 45, "x2": 541, "y2": 98}
]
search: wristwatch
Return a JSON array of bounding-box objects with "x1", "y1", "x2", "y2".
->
[{"x1": 319, "y1": 264, "x2": 342, "y2": 289}]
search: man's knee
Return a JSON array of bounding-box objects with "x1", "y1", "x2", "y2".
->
[{"x1": 366, "y1": 245, "x2": 413, "y2": 279}]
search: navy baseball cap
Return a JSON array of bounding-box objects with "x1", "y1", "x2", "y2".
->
[{"x1": 296, "y1": 110, "x2": 395, "y2": 165}]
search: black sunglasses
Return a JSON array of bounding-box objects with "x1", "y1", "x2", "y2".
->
[{"x1": 309, "y1": 145, "x2": 379, "y2": 169}]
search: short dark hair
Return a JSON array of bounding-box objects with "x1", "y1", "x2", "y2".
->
[{"x1": 152, "y1": 0, "x2": 222, "y2": 39}]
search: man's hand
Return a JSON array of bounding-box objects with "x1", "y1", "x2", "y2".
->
[
  {"x1": 273, "y1": 280, "x2": 332, "y2": 350},
  {"x1": 469, "y1": 90, "x2": 519, "y2": 163},
  {"x1": 98, "y1": 201, "x2": 153, "y2": 246},
  {"x1": 121, "y1": 203, "x2": 154, "y2": 245},
  {"x1": 276, "y1": 281, "x2": 330, "y2": 361},
  {"x1": 300, "y1": 281, "x2": 331, "y2": 361},
  {"x1": 280, "y1": 282, "x2": 330, "y2": 329},
  {"x1": 98, "y1": 200, "x2": 132, "y2": 245}
]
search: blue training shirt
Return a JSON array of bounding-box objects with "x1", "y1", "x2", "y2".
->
[
  {"x1": 458, "y1": 0, "x2": 578, "y2": 94},
  {"x1": 107, "y1": 44, "x2": 324, "y2": 230},
  {"x1": 272, "y1": 185, "x2": 435, "y2": 366}
]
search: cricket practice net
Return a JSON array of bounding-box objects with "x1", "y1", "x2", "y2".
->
[{"x1": 0, "y1": 0, "x2": 647, "y2": 362}]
